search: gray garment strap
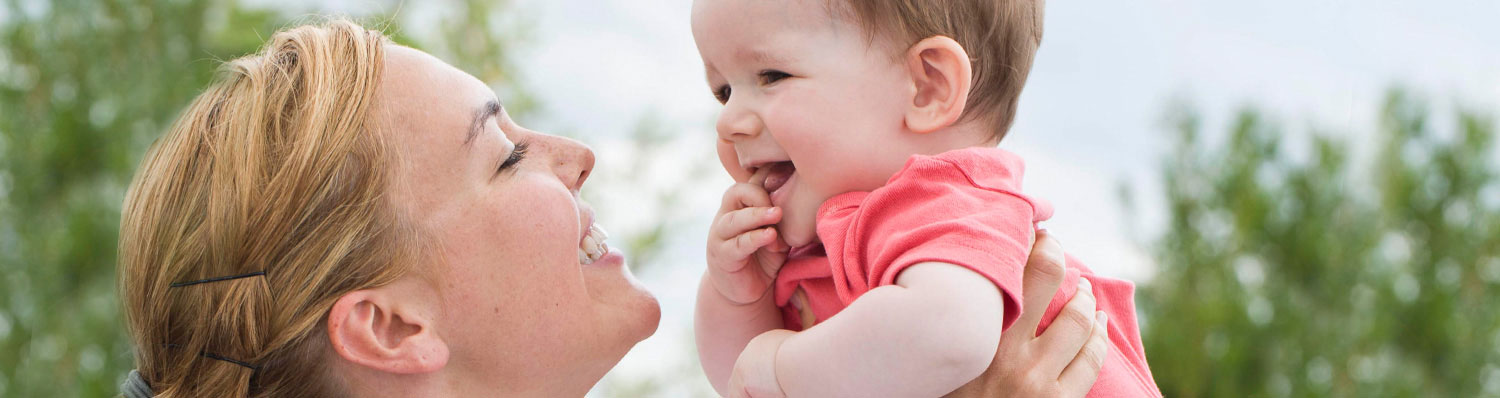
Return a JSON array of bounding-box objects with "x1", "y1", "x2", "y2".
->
[{"x1": 121, "y1": 369, "x2": 153, "y2": 398}]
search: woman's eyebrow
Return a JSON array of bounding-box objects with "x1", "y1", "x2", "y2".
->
[{"x1": 463, "y1": 99, "x2": 502, "y2": 149}]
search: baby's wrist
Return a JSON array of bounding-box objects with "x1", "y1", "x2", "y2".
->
[{"x1": 707, "y1": 268, "x2": 771, "y2": 306}]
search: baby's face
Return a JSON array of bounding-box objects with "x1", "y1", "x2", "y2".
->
[{"x1": 692, "y1": 0, "x2": 922, "y2": 247}]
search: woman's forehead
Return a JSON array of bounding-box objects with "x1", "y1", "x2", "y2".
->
[
  {"x1": 378, "y1": 46, "x2": 496, "y2": 145},
  {"x1": 376, "y1": 46, "x2": 501, "y2": 214}
]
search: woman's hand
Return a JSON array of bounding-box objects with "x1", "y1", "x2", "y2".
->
[
  {"x1": 706, "y1": 168, "x2": 790, "y2": 304},
  {"x1": 945, "y1": 231, "x2": 1110, "y2": 397}
]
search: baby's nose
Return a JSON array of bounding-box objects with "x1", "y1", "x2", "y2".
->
[{"x1": 715, "y1": 98, "x2": 763, "y2": 142}]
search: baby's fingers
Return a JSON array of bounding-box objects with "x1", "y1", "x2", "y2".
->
[
  {"x1": 720, "y1": 181, "x2": 772, "y2": 212},
  {"x1": 717, "y1": 228, "x2": 781, "y2": 266},
  {"x1": 713, "y1": 206, "x2": 782, "y2": 240}
]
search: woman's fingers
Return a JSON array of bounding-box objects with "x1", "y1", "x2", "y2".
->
[
  {"x1": 1036, "y1": 277, "x2": 1098, "y2": 376},
  {"x1": 1058, "y1": 312, "x2": 1110, "y2": 396},
  {"x1": 1013, "y1": 230, "x2": 1066, "y2": 338}
]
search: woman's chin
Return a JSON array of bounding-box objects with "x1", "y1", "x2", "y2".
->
[{"x1": 582, "y1": 248, "x2": 661, "y2": 339}]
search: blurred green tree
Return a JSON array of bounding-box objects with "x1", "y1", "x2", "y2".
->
[
  {"x1": 0, "y1": 0, "x2": 531, "y2": 396},
  {"x1": 1137, "y1": 91, "x2": 1499, "y2": 397},
  {"x1": 0, "y1": 2, "x2": 282, "y2": 396}
]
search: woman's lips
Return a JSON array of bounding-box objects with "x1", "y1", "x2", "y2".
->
[{"x1": 582, "y1": 245, "x2": 624, "y2": 268}]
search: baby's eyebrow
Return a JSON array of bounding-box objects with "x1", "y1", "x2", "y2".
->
[{"x1": 738, "y1": 48, "x2": 790, "y2": 65}]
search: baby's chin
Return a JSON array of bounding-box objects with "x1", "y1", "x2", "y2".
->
[
  {"x1": 778, "y1": 217, "x2": 820, "y2": 249},
  {"x1": 776, "y1": 189, "x2": 825, "y2": 248}
]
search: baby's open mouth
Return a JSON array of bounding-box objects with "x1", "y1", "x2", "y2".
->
[{"x1": 761, "y1": 161, "x2": 796, "y2": 196}]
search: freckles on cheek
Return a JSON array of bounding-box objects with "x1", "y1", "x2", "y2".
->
[{"x1": 490, "y1": 184, "x2": 585, "y2": 280}]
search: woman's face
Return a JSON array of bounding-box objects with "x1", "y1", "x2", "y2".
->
[{"x1": 377, "y1": 46, "x2": 659, "y2": 395}]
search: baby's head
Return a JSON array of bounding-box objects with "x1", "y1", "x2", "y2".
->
[{"x1": 692, "y1": 0, "x2": 1044, "y2": 247}]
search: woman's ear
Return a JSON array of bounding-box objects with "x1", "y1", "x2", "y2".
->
[
  {"x1": 327, "y1": 278, "x2": 449, "y2": 375},
  {"x1": 903, "y1": 36, "x2": 973, "y2": 134}
]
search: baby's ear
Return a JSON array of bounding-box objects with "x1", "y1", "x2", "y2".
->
[{"x1": 903, "y1": 36, "x2": 973, "y2": 134}]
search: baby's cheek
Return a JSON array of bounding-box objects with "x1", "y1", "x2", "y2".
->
[{"x1": 717, "y1": 141, "x2": 750, "y2": 182}]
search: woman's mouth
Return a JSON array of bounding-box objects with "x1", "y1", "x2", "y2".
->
[
  {"x1": 578, "y1": 222, "x2": 610, "y2": 265},
  {"x1": 761, "y1": 161, "x2": 796, "y2": 201}
]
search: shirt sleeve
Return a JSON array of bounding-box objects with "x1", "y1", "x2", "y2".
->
[{"x1": 816, "y1": 154, "x2": 1045, "y2": 330}]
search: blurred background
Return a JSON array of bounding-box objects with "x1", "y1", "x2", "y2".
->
[{"x1": 1, "y1": 0, "x2": 1497, "y2": 396}]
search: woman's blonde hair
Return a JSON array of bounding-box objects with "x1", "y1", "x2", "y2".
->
[{"x1": 119, "y1": 19, "x2": 417, "y2": 398}]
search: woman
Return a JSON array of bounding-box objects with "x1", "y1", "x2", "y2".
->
[{"x1": 117, "y1": 20, "x2": 1107, "y2": 397}]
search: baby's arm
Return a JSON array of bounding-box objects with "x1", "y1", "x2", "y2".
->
[
  {"x1": 697, "y1": 171, "x2": 790, "y2": 394},
  {"x1": 735, "y1": 261, "x2": 1005, "y2": 397},
  {"x1": 697, "y1": 271, "x2": 785, "y2": 393}
]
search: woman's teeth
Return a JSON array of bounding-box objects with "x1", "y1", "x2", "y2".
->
[{"x1": 578, "y1": 223, "x2": 610, "y2": 264}]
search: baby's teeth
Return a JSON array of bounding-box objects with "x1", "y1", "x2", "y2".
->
[{"x1": 591, "y1": 224, "x2": 609, "y2": 240}]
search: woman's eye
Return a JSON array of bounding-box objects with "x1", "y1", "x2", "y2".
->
[
  {"x1": 497, "y1": 141, "x2": 530, "y2": 174},
  {"x1": 713, "y1": 85, "x2": 731, "y2": 104},
  {"x1": 758, "y1": 70, "x2": 790, "y2": 85}
]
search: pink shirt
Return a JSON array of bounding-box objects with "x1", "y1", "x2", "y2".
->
[{"x1": 773, "y1": 147, "x2": 1161, "y2": 397}]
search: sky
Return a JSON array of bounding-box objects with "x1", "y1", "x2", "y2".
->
[
  {"x1": 308, "y1": 0, "x2": 1500, "y2": 395},
  {"x1": 509, "y1": 0, "x2": 1500, "y2": 280}
]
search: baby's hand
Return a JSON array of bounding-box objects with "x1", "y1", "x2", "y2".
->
[
  {"x1": 728, "y1": 329, "x2": 794, "y2": 398},
  {"x1": 707, "y1": 168, "x2": 790, "y2": 304}
]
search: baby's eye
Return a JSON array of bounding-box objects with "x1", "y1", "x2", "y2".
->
[
  {"x1": 713, "y1": 84, "x2": 731, "y2": 104},
  {"x1": 758, "y1": 70, "x2": 791, "y2": 85}
]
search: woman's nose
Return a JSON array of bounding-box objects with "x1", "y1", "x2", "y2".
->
[
  {"x1": 537, "y1": 133, "x2": 594, "y2": 191},
  {"x1": 715, "y1": 97, "x2": 762, "y2": 142}
]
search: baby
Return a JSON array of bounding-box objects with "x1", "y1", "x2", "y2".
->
[{"x1": 692, "y1": 0, "x2": 1161, "y2": 397}]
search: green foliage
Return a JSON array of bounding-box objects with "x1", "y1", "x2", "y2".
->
[
  {"x1": 414, "y1": 0, "x2": 537, "y2": 118},
  {"x1": 1138, "y1": 91, "x2": 1500, "y2": 397},
  {"x1": 8, "y1": 0, "x2": 1494, "y2": 396},
  {"x1": 0, "y1": 1, "x2": 527, "y2": 396},
  {"x1": 0, "y1": 1, "x2": 277, "y2": 395}
]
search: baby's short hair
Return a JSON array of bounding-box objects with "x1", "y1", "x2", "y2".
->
[{"x1": 832, "y1": 0, "x2": 1044, "y2": 141}]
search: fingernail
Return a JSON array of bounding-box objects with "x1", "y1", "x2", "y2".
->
[
  {"x1": 1096, "y1": 311, "x2": 1108, "y2": 326},
  {"x1": 767, "y1": 207, "x2": 780, "y2": 217},
  {"x1": 1077, "y1": 277, "x2": 1092, "y2": 293}
]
